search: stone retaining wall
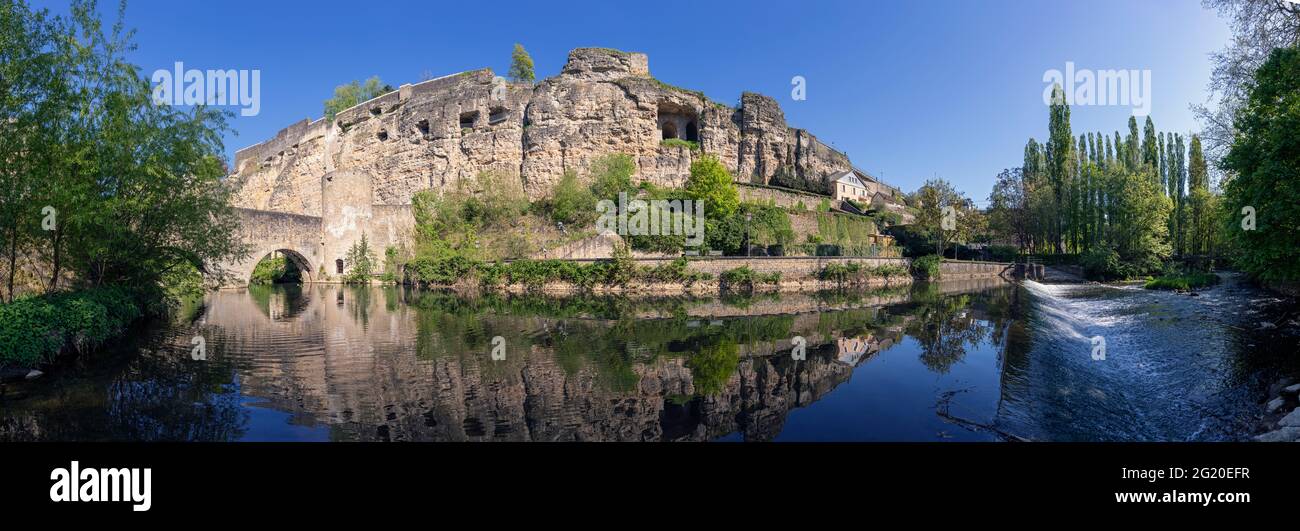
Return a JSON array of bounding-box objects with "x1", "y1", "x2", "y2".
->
[{"x1": 737, "y1": 182, "x2": 832, "y2": 210}]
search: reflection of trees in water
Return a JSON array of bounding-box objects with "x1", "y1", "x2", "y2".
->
[
  {"x1": 903, "y1": 283, "x2": 1016, "y2": 375},
  {"x1": 1, "y1": 324, "x2": 247, "y2": 441},
  {"x1": 344, "y1": 285, "x2": 372, "y2": 327},
  {"x1": 247, "y1": 284, "x2": 311, "y2": 320},
  {"x1": 407, "y1": 290, "x2": 798, "y2": 396},
  {"x1": 104, "y1": 356, "x2": 246, "y2": 441},
  {"x1": 3, "y1": 283, "x2": 1024, "y2": 442},
  {"x1": 686, "y1": 340, "x2": 740, "y2": 396}
]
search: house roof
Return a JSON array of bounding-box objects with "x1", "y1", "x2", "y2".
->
[
  {"x1": 832, "y1": 170, "x2": 867, "y2": 188},
  {"x1": 850, "y1": 166, "x2": 879, "y2": 183}
]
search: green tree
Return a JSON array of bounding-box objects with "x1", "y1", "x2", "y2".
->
[
  {"x1": 508, "y1": 43, "x2": 535, "y2": 83},
  {"x1": 344, "y1": 235, "x2": 377, "y2": 283},
  {"x1": 1173, "y1": 134, "x2": 1188, "y2": 255},
  {"x1": 324, "y1": 76, "x2": 392, "y2": 121},
  {"x1": 1186, "y1": 135, "x2": 1213, "y2": 255},
  {"x1": 1221, "y1": 46, "x2": 1300, "y2": 281},
  {"x1": 913, "y1": 178, "x2": 971, "y2": 256},
  {"x1": 1, "y1": 0, "x2": 243, "y2": 300},
  {"x1": 541, "y1": 170, "x2": 597, "y2": 226},
  {"x1": 1046, "y1": 84, "x2": 1074, "y2": 252},
  {"x1": 589, "y1": 153, "x2": 637, "y2": 201},
  {"x1": 1142, "y1": 117, "x2": 1159, "y2": 172},
  {"x1": 988, "y1": 168, "x2": 1029, "y2": 250},
  {"x1": 684, "y1": 154, "x2": 739, "y2": 220},
  {"x1": 1107, "y1": 168, "x2": 1173, "y2": 273},
  {"x1": 1126, "y1": 116, "x2": 1141, "y2": 171}
]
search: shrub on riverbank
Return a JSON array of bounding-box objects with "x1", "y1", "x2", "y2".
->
[
  {"x1": 640, "y1": 258, "x2": 712, "y2": 285},
  {"x1": 1080, "y1": 246, "x2": 1151, "y2": 280},
  {"x1": 818, "y1": 261, "x2": 910, "y2": 285},
  {"x1": 819, "y1": 262, "x2": 864, "y2": 284},
  {"x1": 719, "y1": 266, "x2": 755, "y2": 289},
  {"x1": 911, "y1": 255, "x2": 942, "y2": 280},
  {"x1": 0, "y1": 287, "x2": 147, "y2": 368},
  {"x1": 1144, "y1": 272, "x2": 1220, "y2": 291},
  {"x1": 407, "y1": 243, "x2": 728, "y2": 290},
  {"x1": 719, "y1": 266, "x2": 781, "y2": 291},
  {"x1": 874, "y1": 264, "x2": 910, "y2": 278}
]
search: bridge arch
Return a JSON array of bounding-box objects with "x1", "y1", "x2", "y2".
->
[
  {"x1": 244, "y1": 246, "x2": 317, "y2": 284},
  {"x1": 210, "y1": 208, "x2": 325, "y2": 288}
]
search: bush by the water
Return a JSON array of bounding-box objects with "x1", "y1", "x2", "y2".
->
[
  {"x1": 818, "y1": 261, "x2": 910, "y2": 284},
  {"x1": 911, "y1": 255, "x2": 942, "y2": 280},
  {"x1": 0, "y1": 287, "x2": 147, "y2": 368},
  {"x1": 1079, "y1": 246, "x2": 1157, "y2": 281},
  {"x1": 1144, "y1": 272, "x2": 1220, "y2": 291},
  {"x1": 718, "y1": 266, "x2": 779, "y2": 290}
]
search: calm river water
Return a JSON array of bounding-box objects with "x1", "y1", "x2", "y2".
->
[{"x1": 2, "y1": 275, "x2": 1296, "y2": 441}]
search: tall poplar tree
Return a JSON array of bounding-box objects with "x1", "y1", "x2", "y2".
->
[
  {"x1": 1126, "y1": 117, "x2": 1141, "y2": 171},
  {"x1": 1047, "y1": 85, "x2": 1074, "y2": 253},
  {"x1": 1142, "y1": 117, "x2": 1159, "y2": 173},
  {"x1": 1186, "y1": 135, "x2": 1211, "y2": 255}
]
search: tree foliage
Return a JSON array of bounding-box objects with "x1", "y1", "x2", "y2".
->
[
  {"x1": 1196, "y1": 0, "x2": 1300, "y2": 165},
  {"x1": 987, "y1": 168, "x2": 1030, "y2": 251},
  {"x1": 912, "y1": 178, "x2": 974, "y2": 256},
  {"x1": 0, "y1": 0, "x2": 243, "y2": 302},
  {"x1": 684, "y1": 154, "x2": 739, "y2": 220},
  {"x1": 508, "y1": 43, "x2": 535, "y2": 83},
  {"x1": 323, "y1": 76, "x2": 392, "y2": 121},
  {"x1": 343, "y1": 235, "x2": 377, "y2": 283},
  {"x1": 1001, "y1": 87, "x2": 1210, "y2": 278},
  {"x1": 1221, "y1": 46, "x2": 1300, "y2": 281}
]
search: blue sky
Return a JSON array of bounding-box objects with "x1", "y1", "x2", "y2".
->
[{"x1": 39, "y1": 0, "x2": 1230, "y2": 199}]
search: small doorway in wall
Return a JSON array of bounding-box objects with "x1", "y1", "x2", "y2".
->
[{"x1": 336, "y1": 259, "x2": 345, "y2": 275}]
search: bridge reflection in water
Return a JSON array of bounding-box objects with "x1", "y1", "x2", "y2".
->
[{"x1": 0, "y1": 279, "x2": 1024, "y2": 442}]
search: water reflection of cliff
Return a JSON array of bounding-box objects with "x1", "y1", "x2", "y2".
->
[
  {"x1": 216, "y1": 287, "x2": 915, "y2": 442},
  {"x1": 1, "y1": 279, "x2": 1017, "y2": 441}
]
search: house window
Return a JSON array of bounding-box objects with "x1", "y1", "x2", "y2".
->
[{"x1": 336, "y1": 259, "x2": 344, "y2": 274}]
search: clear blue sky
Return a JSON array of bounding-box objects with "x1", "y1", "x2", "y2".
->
[{"x1": 38, "y1": 0, "x2": 1230, "y2": 200}]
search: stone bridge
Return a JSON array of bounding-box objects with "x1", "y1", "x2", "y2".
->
[{"x1": 211, "y1": 208, "x2": 324, "y2": 287}]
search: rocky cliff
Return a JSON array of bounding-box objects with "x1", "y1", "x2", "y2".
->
[{"x1": 227, "y1": 47, "x2": 876, "y2": 214}]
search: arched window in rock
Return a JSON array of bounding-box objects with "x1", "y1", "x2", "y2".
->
[{"x1": 661, "y1": 122, "x2": 679, "y2": 140}]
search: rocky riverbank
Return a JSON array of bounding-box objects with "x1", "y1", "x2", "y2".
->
[
  {"x1": 1249, "y1": 290, "x2": 1300, "y2": 442},
  {"x1": 1255, "y1": 377, "x2": 1300, "y2": 442}
]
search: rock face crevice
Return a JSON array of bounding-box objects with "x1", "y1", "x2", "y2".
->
[{"x1": 229, "y1": 47, "x2": 886, "y2": 214}]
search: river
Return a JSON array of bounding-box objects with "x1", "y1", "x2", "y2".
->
[{"x1": 2, "y1": 275, "x2": 1296, "y2": 441}]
